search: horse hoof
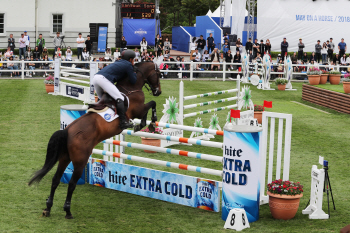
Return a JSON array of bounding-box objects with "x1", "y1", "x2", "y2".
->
[
  {"x1": 65, "y1": 214, "x2": 74, "y2": 219},
  {"x1": 134, "y1": 125, "x2": 141, "y2": 132},
  {"x1": 148, "y1": 124, "x2": 155, "y2": 133},
  {"x1": 42, "y1": 210, "x2": 51, "y2": 217}
]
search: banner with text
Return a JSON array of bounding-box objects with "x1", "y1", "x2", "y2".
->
[
  {"x1": 258, "y1": 0, "x2": 350, "y2": 52},
  {"x1": 89, "y1": 158, "x2": 220, "y2": 212}
]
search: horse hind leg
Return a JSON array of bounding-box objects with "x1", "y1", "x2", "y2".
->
[
  {"x1": 63, "y1": 161, "x2": 85, "y2": 219},
  {"x1": 43, "y1": 156, "x2": 70, "y2": 217},
  {"x1": 133, "y1": 100, "x2": 156, "y2": 132}
]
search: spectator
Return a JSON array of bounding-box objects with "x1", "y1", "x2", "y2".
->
[
  {"x1": 7, "y1": 56, "x2": 19, "y2": 77},
  {"x1": 225, "y1": 50, "x2": 233, "y2": 70},
  {"x1": 27, "y1": 56, "x2": 36, "y2": 77},
  {"x1": 8, "y1": 34, "x2": 15, "y2": 52},
  {"x1": 265, "y1": 39, "x2": 271, "y2": 55},
  {"x1": 36, "y1": 34, "x2": 45, "y2": 55},
  {"x1": 315, "y1": 40, "x2": 322, "y2": 63},
  {"x1": 302, "y1": 52, "x2": 308, "y2": 64},
  {"x1": 140, "y1": 37, "x2": 147, "y2": 53},
  {"x1": 190, "y1": 37, "x2": 197, "y2": 60},
  {"x1": 42, "y1": 47, "x2": 48, "y2": 59},
  {"x1": 193, "y1": 48, "x2": 201, "y2": 70},
  {"x1": 309, "y1": 52, "x2": 316, "y2": 63},
  {"x1": 82, "y1": 48, "x2": 90, "y2": 68},
  {"x1": 222, "y1": 41, "x2": 230, "y2": 57},
  {"x1": 149, "y1": 51, "x2": 155, "y2": 59},
  {"x1": 55, "y1": 47, "x2": 62, "y2": 59},
  {"x1": 333, "y1": 53, "x2": 340, "y2": 65},
  {"x1": 42, "y1": 54, "x2": 50, "y2": 77},
  {"x1": 113, "y1": 48, "x2": 121, "y2": 61},
  {"x1": 164, "y1": 37, "x2": 171, "y2": 51},
  {"x1": 254, "y1": 52, "x2": 262, "y2": 63},
  {"x1": 281, "y1": 37, "x2": 288, "y2": 61},
  {"x1": 85, "y1": 35, "x2": 93, "y2": 55},
  {"x1": 104, "y1": 47, "x2": 112, "y2": 61},
  {"x1": 5, "y1": 47, "x2": 13, "y2": 59},
  {"x1": 53, "y1": 32, "x2": 62, "y2": 52},
  {"x1": 197, "y1": 35, "x2": 206, "y2": 55},
  {"x1": 328, "y1": 38, "x2": 335, "y2": 61},
  {"x1": 236, "y1": 38, "x2": 243, "y2": 54},
  {"x1": 277, "y1": 59, "x2": 284, "y2": 77},
  {"x1": 248, "y1": 50, "x2": 253, "y2": 63},
  {"x1": 298, "y1": 38, "x2": 305, "y2": 60},
  {"x1": 76, "y1": 33, "x2": 85, "y2": 60},
  {"x1": 19, "y1": 34, "x2": 27, "y2": 60},
  {"x1": 340, "y1": 54, "x2": 348, "y2": 71},
  {"x1": 253, "y1": 39, "x2": 259, "y2": 58},
  {"x1": 291, "y1": 52, "x2": 297, "y2": 64},
  {"x1": 24, "y1": 31, "x2": 30, "y2": 50},
  {"x1": 210, "y1": 48, "x2": 220, "y2": 70},
  {"x1": 164, "y1": 50, "x2": 170, "y2": 60},
  {"x1": 233, "y1": 50, "x2": 241, "y2": 71},
  {"x1": 259, "y1": 39, "x2": 265, "y2": 56},
  {"x1": 206, "y1": 33, "x2": 215, "y2": 54},
  {"x1": 134, "y1": 48, "x2": 140, "y2": 62},
  {"x1": 175, "y1": 56, "x2": 181, "y2": 75},
  {"x1": 141, "y1": 49, "x2": 149, "y2": 61},
  {"x1": 25, "y1": 47, "x2": 32, "y2": 60},
  {"x1": 156, "y1": 37, "x2": 163, "y2": 57},
  {"x1": 338, "y1": 38, "x2": 347, "y2": 58},
  {"x1": 66, "y1": 47, "x2": 73, "y2": 61},
  {"x1": 298, "y1": 61, "x2": 306, "y2": 72},
  {"x1": 155, "y1": 34, "x2": 160, "y2": 55},
  {"x1": 245, "y1": 38, "x2": 253, "y2": 54},
  {"x1": 277, "y1": 54, "x2": 282, "y2": 63},
  {"x1": 181, "y1": 57, "x2": 188, "y2": 78},
  {"x1": 202, "y1": 50, "x2": 210, "y2": 70},
  {"x1": 321, "y1": 42, "x2": 328, "y2": 64},
  {"x1": 121, "y1": 36, "x2": 127, "y2": 52},
  {"x1": 33, "y1": 46, "x2": 40, "y2": 60}
]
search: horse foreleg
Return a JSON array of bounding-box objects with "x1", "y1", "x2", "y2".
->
[
  {"x1": 63, "y1": 161, "x2": 85, "y2": 219},
  {"x1": 43, "y1": 156, "x2": 70, "y2": 217},
  {"x1": 133, "y1": 100, "x2": 156, "y2": 132}
]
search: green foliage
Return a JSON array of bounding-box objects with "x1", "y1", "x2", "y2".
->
[
  {"x1": 329, "y1": 71, "x2": 342, "y2": 75},
  {"x1": 274, "y1": 78, "x2": 288, "y2": 85}
]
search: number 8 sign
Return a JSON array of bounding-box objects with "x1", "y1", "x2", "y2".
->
[{"x1": 224, "y1": 208, "x2": 250, "y2": 231}]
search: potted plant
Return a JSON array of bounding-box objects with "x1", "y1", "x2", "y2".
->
[
  {"x1": 306, "y1": 67, "x2": 321, "y2": 85},
  {"x1": 274, "y1": 78, "x2": 288, "y2": 91},
  {"x1": 267, "y1": 179, "x2": 304, "y2": 220},
  {"x1": 254, "y1": 104, "x2": 264, "y2": 124},
  {"x1": 94, "y1": 92, "x2": 99, "y2": 102},
  {"x1": 140, "y1": 127, "x2": 163, "y2": 153},
  {"x1": 342, "y1": 73, "x2": 350, "y2": 93},
  {"x1": 320, "y1": 70, "x2": 329, "y2": 84},
  {"x1": 329, "y1": 70, "x2": 342, "y2": 85},
  {"x1": 44, "y1": 75, "x2": 55, "y2": 93}
]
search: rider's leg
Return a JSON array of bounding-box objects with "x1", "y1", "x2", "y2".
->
[{"x1": 92, "y1": 74, "x2": 133, "y2": 129}]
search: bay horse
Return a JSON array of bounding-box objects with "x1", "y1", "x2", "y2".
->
[{"x1": 28, "y1": 62, "x2": 161, "y2": 219}]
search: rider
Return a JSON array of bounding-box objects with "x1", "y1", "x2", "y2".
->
[{"x1": 92, "y1": 50, "x2": 137, "y2": 130}]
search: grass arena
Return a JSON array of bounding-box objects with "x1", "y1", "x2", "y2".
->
[{"x1": 1, "y1": 79, "x2": 350, "y2": 232}]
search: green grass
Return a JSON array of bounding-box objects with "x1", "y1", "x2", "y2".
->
[
  {"x1": 315, "y1": 83, "x2": 349, "y2": 94},
  {"x1": 0, "y1": 80, "x2": 349, "y2": 232}
]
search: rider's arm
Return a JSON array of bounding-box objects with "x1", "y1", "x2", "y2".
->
[{"x1": 127, "y1": 65, "x2": 137, "y2": 84}]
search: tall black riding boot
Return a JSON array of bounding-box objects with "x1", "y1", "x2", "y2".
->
[{"x1": 116, "y1": 99, "x2": 134, "y2": 130}]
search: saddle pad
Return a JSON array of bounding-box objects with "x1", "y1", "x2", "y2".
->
[{"x1": 88, "y1": 107, "x2": 119, "y2": 123}]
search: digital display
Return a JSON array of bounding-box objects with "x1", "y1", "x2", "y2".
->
[{"x1": 121, "y1": 3, "x2": 155, "y2": 19}]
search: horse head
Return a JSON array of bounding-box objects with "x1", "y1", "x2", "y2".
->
[{"x1": 137, "y1": 62, "x2": 162, "y2": 96}]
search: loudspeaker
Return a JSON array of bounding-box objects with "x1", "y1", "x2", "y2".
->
[
  {"x1": 221, "y1": 27, "x2": 231, "y2": 35},
  {"x1": 229, "y1": 34, "x2": 237, "y2": 43}
]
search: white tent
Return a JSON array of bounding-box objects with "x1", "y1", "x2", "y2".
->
[{"x1": 206, "y1": 9, "x2": 213, "y2": 16}]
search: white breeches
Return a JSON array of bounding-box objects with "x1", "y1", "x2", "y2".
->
[{"x1": 92, "y1": 74, "x2": 124, "y2": 101}]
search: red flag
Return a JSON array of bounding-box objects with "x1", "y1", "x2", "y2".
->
[
  {"x1": 230, "y1": 109, "x2": 240, "y2": 122},
  {"x1": 263, "y1": 100, "x2": 273, "y2": 109}
]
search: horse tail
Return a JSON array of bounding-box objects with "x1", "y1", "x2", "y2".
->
[{"x1": 28, "y1": 129, "x2": 68, "y2": 186}]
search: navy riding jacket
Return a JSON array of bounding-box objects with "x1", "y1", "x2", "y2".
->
[{"x1": 96, "y1": 59, "x2": 137, "y2": 84}]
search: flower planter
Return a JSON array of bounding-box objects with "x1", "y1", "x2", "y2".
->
[
  {"x1": 141, "y1": 137, "x2": 161, "y2": 153},
  {"x1": 254, "y1": 111, "x2": 263, "y2": 124},
  {"x1": 343, "y1": 81, "x2": 350, "y2": 94},
  {"x1": 45, "y1": 84, "x2": 54, "y2": 93},
  {"x1": 307, "y1": 75, "x2": 320, "y2": 85},
  {"x1": 329, "y1": 74, "x2": 341, "y2": 85},
  {"x1": 267, "y1": 191, "x2": 303, "y2": 220},
  {"x1": 277, "y1": 84, "x2": 286, "y2": 91},
  {"x1": 320, "y1": 74, "x2": 328, "y2": 84}
]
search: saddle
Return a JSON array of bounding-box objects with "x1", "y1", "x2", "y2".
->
[{"x1": 88, "y1": 93, "x2": 129, "y2": 117}]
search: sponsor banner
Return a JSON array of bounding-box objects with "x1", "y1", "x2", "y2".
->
[
  {"x1": 160, "y1": 128, "x2": 183, "y2": 147},
  {"x1": 222, "y1": 125, "x2": 262, "y2": 223},
  {"x1": 97, "y1": 27, "x2": 107, "y2": 53},
  {"x1": 89, "y1": 158, "x2": 220, "y2": 212},
  {"x1": 66, "y1": 85, "x2": 84, "y2": 98},
  {"x1": 123, "y1": 19, "x2": 160, "y2": 46}
]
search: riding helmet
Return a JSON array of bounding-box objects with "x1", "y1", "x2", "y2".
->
[{"x1": 121, "y1": 50, "x2": 136, "y2": 61}]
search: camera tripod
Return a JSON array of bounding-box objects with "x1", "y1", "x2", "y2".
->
[{"x1": 323, "y1": 165, "x2": 336, "y2": 218}]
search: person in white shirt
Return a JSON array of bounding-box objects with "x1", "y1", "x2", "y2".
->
[
  {"x1": 134, "y1": 48, "x2": 140, "y2": 62},
  {"x1": 113, "y1": 48, "x2": 120, "y2": 61},
  {"x1": 321, "y1": 42, "x2": 328, "y2": 64},
  {"x1": 24, "y1": 31, "x2": 30, "y2": 50},
  {"x1": 5, "y1": 47, "x2": 13, "y2": 59},
  {"x1": 140, "y1": 37, "x2": 147, "y2": 53},
  {"x1": 194, "y1": 48, "x2": 201, "y2": 70},
  {"x1": 76, "y1": 33, "x2": 85, "y2": 60},
  {"x1": 65, "y1": 47, "x2": 73, "y2": 67},
  {"x1": 190, "y1": 37, "x2": 197, "y2": 61},
  {"x1": 105, "y1": 47, "x2": 112, "y2": 61},
  {"x1": 82, "y1": 47, "x2": 90, "y2": 68}
]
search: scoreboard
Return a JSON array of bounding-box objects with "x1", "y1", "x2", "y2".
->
[{"x1": 121, "y1": 3, "x2": 155, "y2": 19}]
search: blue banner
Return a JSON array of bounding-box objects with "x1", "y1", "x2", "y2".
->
[
  {"x1": 123, "y1": 19, "x2": 161, "y2": 46},
  {"x1": 97, "y1": 26, "x2": 107, "y2": 53},
  {"x1": 89, "y1": 158, "x2": 219, "y2": 212}
]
